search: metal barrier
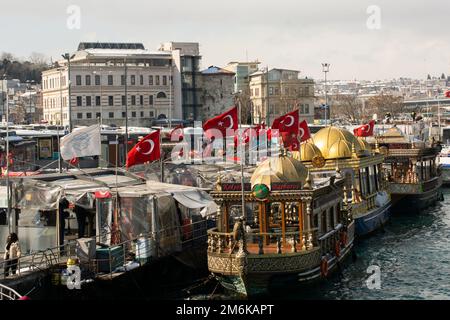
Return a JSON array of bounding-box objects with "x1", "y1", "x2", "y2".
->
[{"x1": 0, "y1": 283, "x2": 22, "y2": 300}]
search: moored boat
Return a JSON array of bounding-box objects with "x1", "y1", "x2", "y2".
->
[
  {"x1": 295, "y1": 126, "x2": 391, "y2": 237},
  {"x1": 376, "y1": 126, "x2": 443, "y2": 213},
  {"x1": 207, "y1": 153, "x2": 354, "y2": 297}
]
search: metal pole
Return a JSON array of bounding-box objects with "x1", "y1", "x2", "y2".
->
[
  {"x1": 265, "y1": 66, "x2": 270, "y2": 125},
  {"x1": 169, "y1": 60, "x2": 172, "y2": 129},
  {"x1": 238, "y1": 99, "x2": 245, "y2": 218},
  {"x1": 124, "y1": 58, "x2": 128, "y2": 165},
  {"x1": 324, "y1": 70, "x2": 328, "y2": 126},
  {"x1": 67, "y1": 57, "x2": 72, "y2": 132},
  {"x1": 5, "y1": 78, "x2": 11, "y2": 232},
  {"x1": 58, "y1": 70, "x2": 63, "y2": 173},
  {"x1": 437, "y1": 97, "x2": 441, "y2": 141}
]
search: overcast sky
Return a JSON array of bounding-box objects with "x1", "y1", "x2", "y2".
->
[{"x1": 1, "y1": 0, "x2": 449, "y2": 80}]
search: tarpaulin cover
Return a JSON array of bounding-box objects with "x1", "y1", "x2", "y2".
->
[
  {"x1": 155, "y1": 194, "x2": 182, "y2": 255},
  {"x1": 16, "y1": 180, "x2": 62, "y2": 210}
]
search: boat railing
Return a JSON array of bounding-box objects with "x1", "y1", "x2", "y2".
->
[
  {"x1": 207, "y1": 227, "x2": 319, "y2": 255},
  {"x1": 0, "y1": 217, "x2": 214, "y2": 282},
  {"x1": 0, "y1": 283, "x2": 22, "y2": 300}
]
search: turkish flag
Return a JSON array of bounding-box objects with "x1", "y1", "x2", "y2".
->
[
  {"x1": 354, "y1": 120, "x2": 375, "y2": 137},
  {"x1": 298, "y1": 120, "x2": 311, "y2": 142},
  {"x1": 203, "y1": 106, "x2": 238, "y2": 139},
  {"x1": 69, "y1": 157, "x2": 79, "y2": 166},
  {"x1": 234, "y1": 123, "x2": 265, "y2": 146},
  {"x1": 445, "y1": 90, "x2": 450, "y2": 98},
  {"x1": 126, "y1": 131, "x2": 160, "y2": 168},
  {"x1": 170, "y1": 125, "x2": 184, "y2": 142},
  {"x1": 272, "y1": 110, "x2": 299, "y2": 151}
]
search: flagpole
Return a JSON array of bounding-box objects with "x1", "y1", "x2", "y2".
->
[
  {"x1": 238, "y1": 103, "x2": 245, "y2": 219},
  {"x1": 159, "y1": 130, "x2": 164, "y2": 183}
]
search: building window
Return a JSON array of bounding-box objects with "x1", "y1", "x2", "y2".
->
[
  {"x1": 86, "y1": 112, "x2": 92, "y2": 119},
  {"x1": 149, "y1": 75, "x2": 153, "y2": 85},
  {"x1": 76, "y1": 75, "x2": 82, "y2": 86},
  {"x1": 131, "y1": 95, "x2": 136, "y2": 105},
  {"x1": 122, "y1": 95, "x2": 126, "y2": 106},
  {"x1": 96, "y1": 96, "x2": 101, "y2": 106},
  {"x1": 140, "y1": 111, "x2": 144, "y2": 117},
  {"x1": 156, "y1": 75, "x2": 160, "y2": 85},
  {"x1": 122, "y1": 112, "x2": 126, "y2": 118},
  {"x1": 131, "y1": 75, "x2": 136, "y2": 85},
  {"x1": 121, "y1": 75, "x2": 125, "y2": 86},
  {"x1": 108, "y1": 96, "x2": 114, "y2": 106},
  {"x1": 163, "y1": 76, "x2": 167, "y2": 86},
  {"x1": 156, "y1": 92, "x2": 166, "y2": 99},
  {"x1": 109, "y1": 112, "x2": 114, "y2": 118},
  {"x1": 140, "y1": 95, "x2": 143, "y2": 105},
  {"x1": 132, "y1": 111, "x2": 136, "y2": 118},
  {"x1": 95, "y1": 75, "x2": 101, "y2": 85},
  {"x1": 108, "y1": 75, "x2": 113, "y2": 86},
  {"x1": 85, "y1": 75, "x2": 91, "y2": 86},
  {"x1": 255, "y1": 88, "x2": 259, "y2": 96},
  {"x1": 149, "y1": 111, "x2": 154, "y2": 117},
  {"x1": 149, "y1": 95, "x2": 153, "y2": 105},
  {"x1": 77, "y1": 96, "x2": 82, "y2": 106},
  {"x1": 77, "y1": 113, "x2": 82, "y2": 119},
  {"x1": 96, "y1": 112, "x2": 101, "y2": 119},
  {"x1": 86, "y1": 96, "x2": 92, "y2": 106},
  {"x1": 140, "y1": 75, "x2": 144, "y2": 85},
  {"x1": 304, "y1": 104, "x2": 310, "y2": 114}
]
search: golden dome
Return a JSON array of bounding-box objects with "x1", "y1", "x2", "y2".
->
[
  {"x1": 313, "y1": 126, "x2": 361, "y2": 159},
  {"x1": 327, "y1": 139, "x2": 353, "y2": 159},
  {"x1": 251, "y1": 155, "x2": 309, "y2": 189},
  {"x1": 357, "y1": 138, "x2": 372, "y2": 154},
  {"x1": 292, "y1": 142, "x2": 324, "y2": 162}
]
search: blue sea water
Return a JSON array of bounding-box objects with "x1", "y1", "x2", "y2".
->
[{"x1": 289, "y1": 187, "x2": 450, "y2": 300}]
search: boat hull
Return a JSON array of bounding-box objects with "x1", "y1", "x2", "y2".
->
[
  {"x1": 391, "y1": 185, "x2": 443, "y2": 213},
  {"x1": 354, "y1": 201, "x2": 391, "y2": 237},
  {"x1": 442, "y1": 166, "x2": 450, "y2": 186},
  {"x1": 210, "y1": 222, "x2": 355, "y2": 297}
]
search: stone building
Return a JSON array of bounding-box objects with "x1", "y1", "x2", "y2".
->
[
  {"x1": 249, "y1": 68, "x2": 315, "y2": 125},
  {"x1": 200, "y1": 66, "x2": 235, "y2": 120}
]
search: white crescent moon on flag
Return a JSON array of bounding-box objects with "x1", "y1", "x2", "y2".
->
[
  {"x1": 139, "y1": 139, "x2": 155, "y2": 155},
  {"x1": 283, "y1": 115, "x2": 294, "y2": 127},
  {"x1": 299, "y1": 127, "x2": 305, "y2": 139},
  {"x1": 224, "y1": 115, "x2": 234, "y2": 129},
  {"x1": 363, "y1": 123, "x2": 371, "y2": 133}
]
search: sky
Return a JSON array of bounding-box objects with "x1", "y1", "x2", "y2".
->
[{"x1": 0, "y1": 0, "x2": 449, "y2": 80}]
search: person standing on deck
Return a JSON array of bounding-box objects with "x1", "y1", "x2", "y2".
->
[{"x1": 3, "y1": 233, "x2": 21, "y2": 277}]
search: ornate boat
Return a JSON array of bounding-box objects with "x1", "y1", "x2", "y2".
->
[
  {"x1": 376, "y1": 126, "x2": 443, "y2": 212},
  {"x1": 294, "y1": 126, "x2": 392, "y2": 237},
  {"x1": 207, "y1": 153, "x2": 354, "y2": 297}
]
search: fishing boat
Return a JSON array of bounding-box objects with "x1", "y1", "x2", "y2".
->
[
  {"x1": 295, "y1": 126, "x2": 391, "y2": 237},
  {"x1": 207, "y1": 153, "x2": 354, "y2": 297},
  {"x1": 376, "y1": 126, "x2": 443, "y2": 212}
]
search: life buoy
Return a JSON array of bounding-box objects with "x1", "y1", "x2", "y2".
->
[
  {"x1": 320, "y1": 257, "x2": 329, "y2": 277},
  {"x1": 340, "y1": 231, "x2": 348, "y2": 247},
  {"x1": 335, "y1": 241, "x2": 341, "y2": 257},
  {"x1": 182, "y1": 218, "x2": 192, "y2": 240}
]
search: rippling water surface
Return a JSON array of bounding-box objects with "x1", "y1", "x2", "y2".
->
[
  {"x1": 190, "y1": 188, "x2": 450, "y2": 300},
  {"x1": 289, "y1": 187, "x2": 450, "y2": 300}
]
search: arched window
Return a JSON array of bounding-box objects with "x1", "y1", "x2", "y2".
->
[{"x1": 156, "y1": 92, "x2": 167, "y2": 99}]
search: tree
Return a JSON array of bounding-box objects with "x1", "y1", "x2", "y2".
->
[
  {"x1": 0, "y1": 52, "x2": 49, "y2": 84},
  {"x1": 365, "y1": 94, "x2": 405, "y2": 120},
  {"x1": 330, "y1": 94, "x2": 363, "y2": 123}
]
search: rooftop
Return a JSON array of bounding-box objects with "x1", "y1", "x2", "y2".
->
[{"x1": 201, "y1": 66, "x2": 235, "y2": 75}]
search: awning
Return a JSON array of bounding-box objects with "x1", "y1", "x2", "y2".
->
[{"x1": 172, "y1": 190, "x2": 217, "y2": 216}]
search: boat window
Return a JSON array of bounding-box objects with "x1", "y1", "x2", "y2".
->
[
  {"x1": 321, "y1": 210, "x2": 327, "y2": 234},
  {"x1": 330, "y1": 206, "x2": 335, "y2": 229}
]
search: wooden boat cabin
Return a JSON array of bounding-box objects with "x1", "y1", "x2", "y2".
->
[
  {"x1": 207, "y1": 153, "x2": 354, "y2": 297},
  {"x1": 376, "y1": 126, "x2": 443, "y2": 212}
]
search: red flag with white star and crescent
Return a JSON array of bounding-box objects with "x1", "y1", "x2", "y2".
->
[
  {"x1": 354, "y1": 120, "x2": 375, "y2": 137},
  {"x1": 271, "y1": 110, "x2": 300, "y2": 151},
  {"x1": 299, "y1": 120, "x2": 311, "y2": 142},
  {"x1": 203, "y1": 106, "x2": 238, "y2": 139},
  {"x1": 126, "y1": 130, "x2": 160, "y2": 168}
]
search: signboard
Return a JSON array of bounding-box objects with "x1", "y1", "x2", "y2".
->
[
  {"x1": 38, "y1": 138, "x2": 53, "y2": 159},
  {"x1": 221, "y1": 183, "x2": 252, "y2": 192},
  {"x1": 384, "y1": 157, "x2": 410, "y2": 164},
  {"x1": 271, "y1": 182, "x2": 303, "y2": 191}
]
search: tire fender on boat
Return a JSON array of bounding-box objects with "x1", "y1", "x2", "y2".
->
[{"x1": 335, "y1": 241, "x2": 341, "y2": 257}]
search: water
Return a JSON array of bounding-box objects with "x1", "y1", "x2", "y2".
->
[{"x1": 190, "y1": 187, "x2": 450, "y2": 300}]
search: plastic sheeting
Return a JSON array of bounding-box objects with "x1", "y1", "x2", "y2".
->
[
  {"x1": 155, "y1": 194, "x2": 182, "y2": 255},
  {"x1": 172, "y1": 191, "x2": 217, "y2": 217},
  {"x1": 16, "y1": 180, "x2": 62, "y2": 211}
]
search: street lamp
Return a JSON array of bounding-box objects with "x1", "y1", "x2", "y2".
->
[
  {"x1": 62, "y1": 53, "x2": 75, "y2": 132},
  {"x1": 322, "y1": 63, "x2": 330, "y2": 126}
]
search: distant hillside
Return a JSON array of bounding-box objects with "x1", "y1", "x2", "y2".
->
[{"x1": 0, "y1": 52, "x2": 50, "y2": 84}]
